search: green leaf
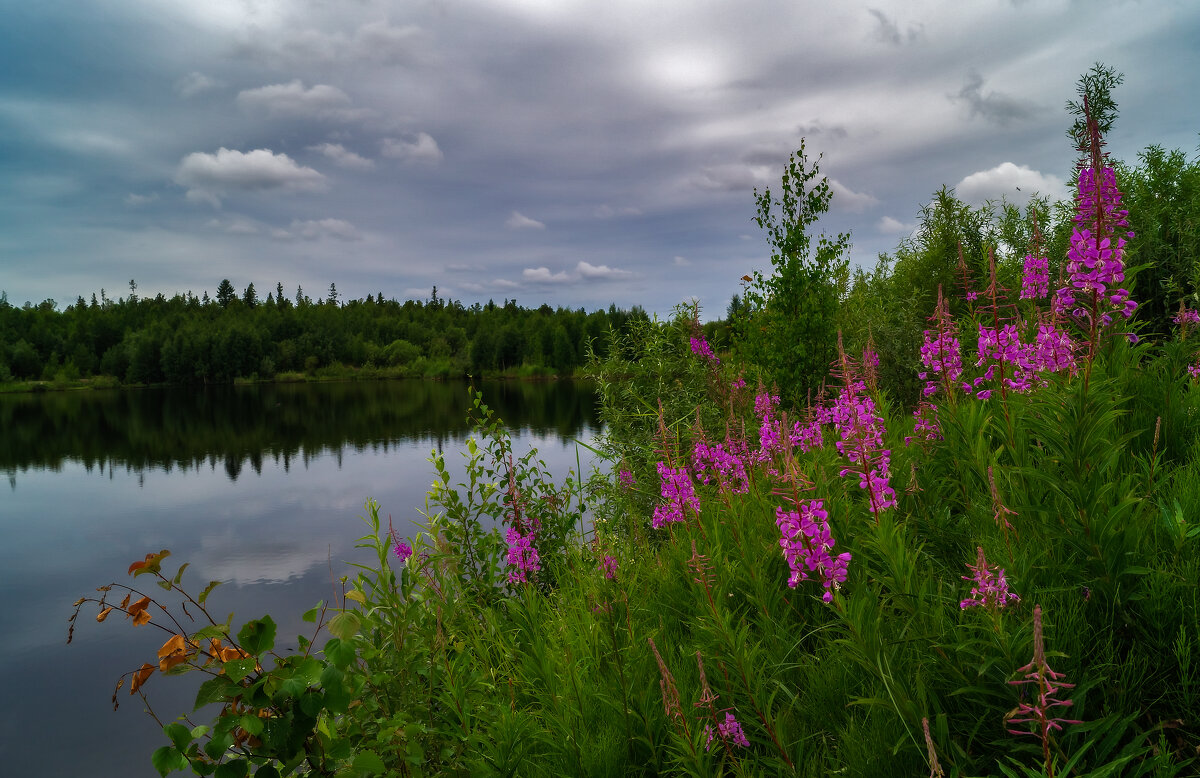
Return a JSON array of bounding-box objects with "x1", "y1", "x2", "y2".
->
[
  {"x1": 344, "y1": 589, "x2": 367, "y2": 605},
  {"x1": 190, "y1": 725, "x2": 210, "y2": 739},
  {"x1": 198, "y1": 580, "x2": 222, "y2": 605},
  {"x1": 172, "y1": 562, "x2": 190, "y2": 585},
  {"x1": 352, "y1": 750, "x2": 386, "y2": 775},
  {"x1": 252, "y1": 765, "x2": 280, "y2": 778},
  {"x1": 324, "y1": 637, "x2": 357, "y2": 669},
  {"x1": 223, "y1": 658, "x2": 257, "y2": 683},
  {"x1": 214, "y1": 761, "x2": 249, "y2": 778},
  {"x1": 237, "y1": 615, "x2": 277, "y2": 656},
  {"x1": 164, "y1": 722, "x2": 192, "y2": 751},
  {"x1": 301, "y1": 601, "x2": 324, "y2": 623},
  {"x1": 195, "y1": 677, "x2": 238, "y2": 710},
  {"x1": 190, "y1": 624, "x2": 229, "y2": 641},
  {"x1": 151, "y1": 745, "x2": 187, "y2": 777},
  {"x1": 238, "y1": 714, "x2": 264, "y2": 737},
  {"x1": 327, "y1": 611, "x2": 362, "y2": 641}
]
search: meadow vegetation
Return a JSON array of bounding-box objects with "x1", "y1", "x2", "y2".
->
[{"x1": 70, "y1": 65, "x2": 1200, "y2": 776}]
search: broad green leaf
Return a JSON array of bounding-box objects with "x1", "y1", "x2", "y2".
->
[
  {"x1": 344, "y1": 589, "x2": 367, "y2": 604},
  {"x1": 223, "y1": 658, "x2": 257, "y2": 683},
  {"x1": 327, "y1": 611, "x2": 361, "y2": 641},
  {"x1": 214, "y1": 761, "x2": 248, "y2": 778},
  {"x1": 301, "y1": 601, "x2": 324, "y2": 623},
  {"x1": 352, "y1": 750, "x2": 386, "y2": 775},
  {"x1": 164, "y1": 722, "x2": 192, "y2": 750},
  {"x1": 238, "y1": 713, "x2": 264, "y2": 737},
  {"x1": 237, "y1": 615, "x2": 276, "y2": 656},
  {"x1": 151, "y1": 745, "x2": 187, "y2": 777}
]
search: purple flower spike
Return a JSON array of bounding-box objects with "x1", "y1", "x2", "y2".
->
[
  {"x1": 393, "y1": 541, "x2": 413, "y2": 563},
  {"x1": 960, "y1": 546, "x2": 1019, "y2": 611}
]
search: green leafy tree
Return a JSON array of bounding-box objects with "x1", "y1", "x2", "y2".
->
[{"x1": 737, "y1": 140, "x2": 850, "y2": 407}]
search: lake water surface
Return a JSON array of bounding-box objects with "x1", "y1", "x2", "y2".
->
[{"x1": 0, "y1": 379, "x2": 600, "y2": 777}]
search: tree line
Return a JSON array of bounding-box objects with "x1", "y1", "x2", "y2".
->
[{"x1": 0, "y1": 280, "x2": 651, "y2": 385}]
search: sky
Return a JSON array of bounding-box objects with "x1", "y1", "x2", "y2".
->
[{"x1": 2, "y1": 0, "x2": 1198, "y2": 318}]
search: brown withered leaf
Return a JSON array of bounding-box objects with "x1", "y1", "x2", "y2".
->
[
  {"x1": 157, "y1": 634, "x2": 186, "y2": 659},
  {"x1": 120, "y1": 593, "x2": 131, "y2": 609},
  {"x1": 96, "y1": 607, "x2": 114, "y2": 622},
  {"x1": 127, "y1": 595, "x2": 152, "y2": 626},
  {"x1": 159, "y1": 652, "x2": 189, "y2": 673},
  {"x1": 73, "y1": 597, "x2": 86, "y2": 607},
  {"x1": 132, "y1": 608, "x2": 152, "y2": 626},
  {"x1": 130, "y1": 663, "x2": 155, "y2": 694}
]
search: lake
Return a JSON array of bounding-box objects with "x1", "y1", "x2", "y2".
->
[{"x1": 0, "y1": 379, "x2": 601, "y2": 777}]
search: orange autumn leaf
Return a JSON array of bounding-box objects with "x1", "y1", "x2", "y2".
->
[
  {"x1": 130, "y1": 663, "x2": 155, "y2": 694},
  {"x1": 158, "y1": 634, "x2": 186, "y2": 659},
  {"x1": 127, "y1": 595, "x2": 152, "y2": 626},
  {"x1": 120, "y1": 593, "x2": 131, "y2": 609},
  {"x1": 159, "y1": 652, "x2": 189, "y2": 672},
  {"x1": 96, "y1": 607, "x2": 114, "y2": 622},
  {"x1": 132, "y1": 609, "x2": 152, "y2": 626}
]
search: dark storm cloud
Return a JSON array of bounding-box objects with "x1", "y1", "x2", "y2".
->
[{"x1": 2, "y1": 1, "x2": 1199, "y2": 317}]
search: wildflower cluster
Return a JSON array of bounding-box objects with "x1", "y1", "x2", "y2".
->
[
  {"x1": 959, "y1": 546, "x2": 1019, "y2": 611},
  {"x1": 690, "y1": 336, "x2": 718, "y2": 362},
  {"x1": 692, "y1": 440, "x2": 749, "y2": 493},
  {"x1": 829, "y1": 381, "x2": 897, "y2": 515},
  {"x1": 652, "y1": 462, "x2": 700, "y2": 529},
  {"x1": 505, "y1": 527, "x2": 541, "y2": 584},
  {"x1": 1020, "y1": 253, "x2": 1049, "y2": 300},
  {"x1": 775, "y1": 500, "x2": 851, "y2": 602},
  {"x1": 704, "y1": 712, "x2": 750, "y2": 751}
]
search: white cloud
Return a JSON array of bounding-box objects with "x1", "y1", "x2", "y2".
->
[
  {"x1": 692, "y1": 164, "x2": 773, "y2": 192},
  {"x1": 492, "y1": 278, "x2": 521, "y2": 290},
  {"x1": 175, "y1": 72, "x2": 222, "y2": 98},
  {"x1": 125, "y1": 193, "x2": 158, "y2": 206},
  {"x1": 578, "y1": 261, "x2": 632, "y2": 279},
  {"x1": 381, "y1": 133, "x2": 443, "y2": 164},
  {"x1": 828, "y1": 179, "x2": 879, "y2": 212},
  {"x1": 523, "y1": 266, "x2": 572, "y2": 283},
  {"x1": 355, "y1": 21, "x2": 426, "y2": 64},
  {"x1": 175, "y1": 148, "x2": 326, "y2": 206},
  {"x1": 673, "y1": 255, "x2": 691, "y2": 266},
  {"x1": 955, "y1": 162, "x2": 1067, "y2": 205},
  {"x1": 308, "y1": 142, "x2": 375, "y2": 170},
  {"x1": 289, "y1": 218, "x2": 362, "y2": 241},
  {"x1": 877, "y1": 216, "x2": 915, "y2": 234},
  {"x1": 237, "y1": 81, "x2": 368, "y2": 121},
  {"x1": 205, "y1": 216, "x2": 261, "y2": 235},
  {"x1": 506, "y1": 210, "x2": 546, "y2": 230},
  {"x1": 521, "y1": 261, "x2": 633, "y2": 285}
]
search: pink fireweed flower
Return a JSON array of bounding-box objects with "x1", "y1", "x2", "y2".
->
[
  {"x1": 829, "y1": 384, "x2": 897, "y2": 514},
  {"x1": 692, "y1": 440, "x2": 749, "y2": 493},
  {"x1": 919, "y1": 329, "x2": 963, "y2": 399},
  {"x1": 776, "y1": 501, "x2": 851, "y2": 602},
  {"x1": 652, "y1": 462, "x2": 699, "y2": 529},
  {"x1": 1020, "y1": 254, "x2": 1050, "y2": 300},
  {"x1": 599, "y1": 554, "x2": 618, "y2": 580},
  {"x1": 1033, "y1": 324, "x2": 1077, "y2": 376},
  {"x1": 1174, "y1": 309, "x2": 1200, "y2": 326},
  {"x1": 392, "y1": 540, "x2": 413, "y2": 563},
  {"x1": 905, "y1": 402, "x2": 941, "y2": 446},
  {"x1": 690, "y1": 336, "x2": 718, "y2": 362},
  {"x1": 960, "y1": 546, "x2": 1019, "y2": 610},
  {"x1": 704, "y1": 711, "x2": 750, "y2": 751},
  {"x1": 791, "y1": 418, "x2": 824, "y2": 452},
  {"x1": 1006, "y1": 605, "x2": 1081, "y2": 763},
  {"x1": 617, "y1": 468, "x2": 635, "y2": 488},
  {"x1": 505, "y1": 527, "x2": 541, "y2": 584},
  {"x1": 1057, "y1": 165, "x2": 1137, "y2": 325}
]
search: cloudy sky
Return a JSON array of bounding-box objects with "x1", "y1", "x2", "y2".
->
[{"x1": 2, "y1": 0, "x2": 1197, "y2": 317}]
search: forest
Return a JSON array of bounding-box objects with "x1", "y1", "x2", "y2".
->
[{"x1": 0, "y1": 282, "x2": 653, "y2": 386}]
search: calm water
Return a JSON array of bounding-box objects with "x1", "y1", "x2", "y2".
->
[{"x1": 0, "y1": 379, "x2": 600, "y2": 777}]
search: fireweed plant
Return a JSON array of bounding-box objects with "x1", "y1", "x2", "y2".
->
[{"x1": 74, "y1": 75, "x2": 1200, "y2": 777}]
